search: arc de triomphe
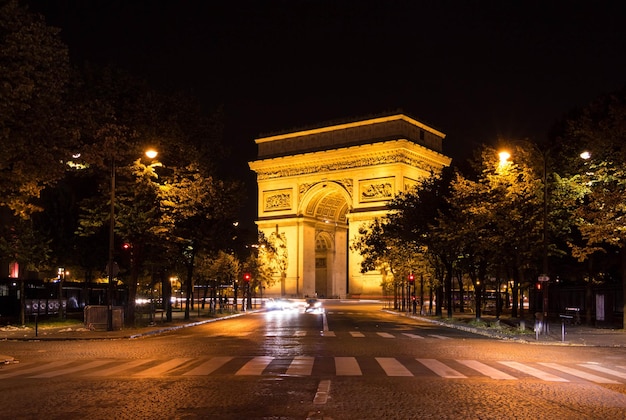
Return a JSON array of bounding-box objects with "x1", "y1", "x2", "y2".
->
[{"x1": 249, "y1": 113, "x2": 451, "y2": 298}]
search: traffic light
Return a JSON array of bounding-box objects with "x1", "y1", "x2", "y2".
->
[
  {"x1": 243, "y1": 273, "x2": 251, "y2": 282},
  {"x1": 122, "y1": 242, "x2": 131, "y2": 250},
  {"x1": 408, "y1": 273, "x2": 415, "y2": 283}
]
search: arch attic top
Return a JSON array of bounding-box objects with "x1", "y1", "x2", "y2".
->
[{"x1": 255, "y1": 114, "x2": 446, "y2": 159}]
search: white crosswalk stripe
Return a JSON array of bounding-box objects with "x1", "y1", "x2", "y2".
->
[
  {"x1": 402, "y1": 333, "x2": 424, "y2": 339},
  {"x1": 579, "y1": 363, "x2": 626, "y2": 380},
  {"x1": 498, "y1": 361, "x2": 569, "y2": 382},
  {"x1": 286, "y1": 356, "x2": 315, "y2": 376},
  {"x1": 376, "y1": 332, "x2": 395, "y2": 338},
  {"x1": 235, "y1": 356, "x2": 273, "y2": 375},
  {"x1": 0, "y1": 360, "x2": 72, "y2": 379},
  {"x1": 29, "y1": 360, "x2": 112, "y2": 378},
  {"x1": 134, "y1": 358, "x2": 192, "y2": 377},
  {"x1": 184, "y1": 357, "x2": 233, "y2": 376},
  {"x1": 376, "y1": 357, "x2": 413, "y2": 376},
  {"x1": 335, "y1": 357, "x2": 362, "y2": 376},
  {"x1": 456, "y1": 360, "x2": 517, "y2": 380},
  {"x1": 2, "y1": 357, "x2": 625, "y2": 384},
  {"x1": 349, "y1": 331, "x2": 365, "y2": 337},
  {"x1": 417, "y1": 358, "x2": 466, "y2": 378},
  {"x1": 538, "y1": 362, "x2": 620, "y2": 384},
  {"x1": 93, "y1": 359, "x2": 155, "y2": 376}
]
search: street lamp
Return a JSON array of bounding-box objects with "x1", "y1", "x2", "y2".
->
[
  {"x1": 499, "y1": 143, "x2": 549, "y2": 325},
  {"x1": 107, "y1": 155, "x2": 116, "y2": 331},
  {"x1": 107, "y1": 148, "x2": 159, "y2": 331}
]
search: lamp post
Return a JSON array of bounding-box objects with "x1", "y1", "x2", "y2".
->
[
  {"x1": 540, "y1": 152, "x2": 549, "y2": 330},
  {"x1": 107, "y1": 149, "x2": 158, "y2": 331},
  {"x1": 107, "y1": 157, "x2": 116, "y2": 331},
  {"x1": 499, "y1": 143, "x2": 549, "y2": 326}
]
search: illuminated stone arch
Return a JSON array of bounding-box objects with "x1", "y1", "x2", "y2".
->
[{"x1": 249, "y1": 113, "x2": 451, "y2": 298}]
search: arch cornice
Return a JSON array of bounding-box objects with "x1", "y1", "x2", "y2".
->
[{"x1": 249, "y1": 140, "x2": 451, "y2": 180}]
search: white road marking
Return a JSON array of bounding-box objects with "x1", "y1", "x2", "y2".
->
[
  {"x1": 335, "y1": 357, "x2": 362, "y2": 376},
  {"x1": 322, "y1": 311, "x2": 329, "y2": 332},
  {"x1": 498, "y1": 361, "x2": 568, "y2": 382},
  {"x1": 457, "y1": 360, "x2": 517, "y2": 380},
  {"x1": 539, "y1": 362, "x2": 619, "y2": 384},
  {"x1": 184, "y1": 357, "x2": 234, "y2": 376},
  {"x1": 376, "y1": 357, "x2": 413, "y2": 376},
  {"x1": 286, "y1": 356, "x2": 315, "y2": 376},
  {"x1": 29, "y1": 360, "x2": 112, "y2": 378},
  {"x1": 350, "y1": 331, "x2": 365, "y2": 337},
  {"x1": 235, "y1": 356, "x2": 273, "y2": 375},
  {"x1": 402, "y1": 333, "x2": 424, "y2": 339},
  {"x1": 417, "y1": 358, "x2": 466, "y2": 378},
  {"x1": 134, "y1": 358, "x2": 192, "y2": 377},
  {"x1": 313, "y1": 379, "x2": 331, "y2": 404},
  {"x1": 89, "y1": 359, "x2": 154, "y2": 377},
  {"x1": 376, "y1": 332, "x2": 395, "y2": 338},
  {"x1": 579, "y1": 364, "x2": 626, "y2": 380},
  {"x1": 0, "y1": 361, "x2": 73, "y2": 379}
]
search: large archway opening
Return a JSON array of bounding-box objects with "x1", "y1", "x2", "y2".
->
[{"x1": 302, "y1": 183, "x2": 351, "y2": 298}]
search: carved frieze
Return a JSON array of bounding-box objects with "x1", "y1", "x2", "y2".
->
[
  {"x1": 263, "y1": 188, "x2": 292, "y2": 212},
  {"x1": 359, "y1": 177, "x2": 395, "y2": 202},
  {"x1": 255, "y1": 148, "x2": 440, "y2": 180},
  {"x1": 403, "y1": 177, "x2": 419, "y2": 192}
]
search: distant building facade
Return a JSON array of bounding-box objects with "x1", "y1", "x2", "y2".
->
[{"x1": 248, "y1": 113, "x2": 452, "y2": 298}]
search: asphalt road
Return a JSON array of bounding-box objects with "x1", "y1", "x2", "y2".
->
[{"x1": 1, "y1": 301, "x2": 626, "y2": 419}]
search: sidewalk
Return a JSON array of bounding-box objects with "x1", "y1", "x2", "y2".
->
[
  {"x1": 0, "y1": 308, "x2": 258, "y2": 340},
  {"x1": 405, "y1": 311, "x2": 626, "y2": 347}
]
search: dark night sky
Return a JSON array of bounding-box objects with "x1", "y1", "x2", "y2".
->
[{"x1": 26, "y1": 0, "x2": 626, "y2": 222}]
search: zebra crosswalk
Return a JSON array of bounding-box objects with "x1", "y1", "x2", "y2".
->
[
  {"x1": 2, "y1": 356, "x2": 626, "y2": 384},
  {"x1": 279, "y1": 330, "x2": 455, "y2": 339}
]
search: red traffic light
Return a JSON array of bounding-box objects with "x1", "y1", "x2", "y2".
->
[
  {"x1": 122, "y1": 242, "x2": 131, "y2": 250},
  {"x1": 408, "y1": 273, "x2": 415, "y2": 283},
  {"x1": 243, "y1": 273, "x2": 251, "y2": 282}
]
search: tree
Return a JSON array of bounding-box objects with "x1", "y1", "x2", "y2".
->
[
  {"x1": 387, "y1": 167, "x2": 456, "y2": 317},
  {"x1": 263, "y1": 228, "x2": 288, "y2": 297},
  {"x1": 158, "y1": 162, "x2": 243, "y2": 320},
  {"x1": 201, "y1": 250, "x2": 240, "y2": 312},
  {"x1": 0, "y1": 0, "x2": 74, "y2": 218},
  {"x1": 245, "y1": 233, "x2": 279, "y2": 304},
  {"x1": 472, "y1": 145, "x2": 545, "y2": 318},
  {"x1": 351, "y1": 218, "x2": 423, "y2": 310},
  {"x1": 559, "y1": 87, "x2": 626, "y2": 327},
  {"x1": 351, "y1": 167, "x2": 455, "y2": 317}
]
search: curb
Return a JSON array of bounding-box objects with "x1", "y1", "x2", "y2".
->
[{"x1": 385, "y1": 310, "x2": 608, "y2": 347}]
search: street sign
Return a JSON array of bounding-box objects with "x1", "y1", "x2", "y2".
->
[
  {"x1": 538, "y1": 275, "x2": 549, "y2": 282},
  {"x1": 105, "y1": 262, "x2": 120, "y2": 277}
]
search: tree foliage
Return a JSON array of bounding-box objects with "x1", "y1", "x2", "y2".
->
[{"x1": 0, "y1": 0, "x2": 75, "y2": 218}]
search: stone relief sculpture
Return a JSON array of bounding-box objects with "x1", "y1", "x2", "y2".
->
[
  {"x1": 360, "y1": 180, "x2": 393, "y2": 201},
  {"x1": 264, "y1": 190, "x2": 291, "y2": 211}
]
